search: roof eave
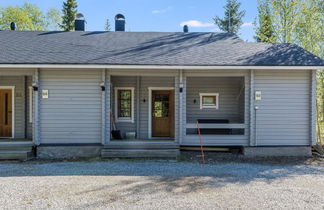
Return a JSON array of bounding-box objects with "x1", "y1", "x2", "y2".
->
[{"x1": 0, "y1": 64, "x2": 323, "y2": 70}]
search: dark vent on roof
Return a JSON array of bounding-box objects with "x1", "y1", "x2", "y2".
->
[
  {"x1": 115, "y1": 14, "x2": 125, "y2": 31},
  {"x1": 75, "y1": 13, "x2": 86, "y2": 31},
  {"x1": 10, "y1": 22, "x2": 16, "y2": 31},
  {"x1": 183, "y1": 25, "x2": 189, "y2": 33}
]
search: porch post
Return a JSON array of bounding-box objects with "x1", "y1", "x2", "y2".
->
[
  {"x1": 101, "y1": 69, "x2": 107, "y2": 145},
  {"x1": 249, "y1": 69, "x2": 255, "y2": 146},
  {"x1": 178, "y1": 69, "x2": 186, "y2": 144},
  {"x1": 310, "y1": 70, "x2": 317, "y2": 146},
  {"x1": 33, "y1": 68, "x2": 40, "y2": 145},
  {"x1": 106, "y1": 70, "x2": 111, "y2": 143}
]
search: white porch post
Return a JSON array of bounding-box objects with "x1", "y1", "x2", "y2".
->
[
  {"x1": 32, "y1": 68, "x2": 40, "y2": 145},
  {"x1": 178, "y1": 69, "x2": 186, "y2": 144},
  {"x1": 106, "y1": 70, "x2": 111, "y2": 143},
  {"x1": 310, "y1": 70, "x2": 317, "y2": 146},
  {"x1": 249, "y1": 69, "x2": 255, "y2": 146},
  {"x1": 101, "y1": 69, "x2": 107, "y2": 145}
]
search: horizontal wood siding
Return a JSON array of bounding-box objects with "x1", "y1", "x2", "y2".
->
[
  {"x1": 186, "y1": 77, "x2": 245, "y2": 123},
  {"x1": 254, "y1": 70, "x2": 311, "y2": 146},
  {"x1": 40, "y1": 70, "x2": 102, "y2": 143},
  {"x1": 0, "y1": 76, "x2": 30, "y2": 138},
  {"x1": 110, "y1": 76, "x2": 175, "y2": 139},
  {"x1": 111, "y1": 76, "x2": 137, "y2": 137},
  {"x1": 182, "y1": 74, "x2": 249, "y2": 146},
  {"x1": 139, "y1": 77, "x2": 175, "y2": 138}
]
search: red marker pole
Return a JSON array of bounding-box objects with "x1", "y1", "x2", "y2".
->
[{"x1": 196, "y1": 121, "x2": 205, "y2": 164}]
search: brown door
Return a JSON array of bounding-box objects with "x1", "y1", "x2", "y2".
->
[
  {"x1": 0, "y1": 89, "x2": 13, "y2": 137},
  {"x1": 152, "y1": 90, "x2": 174, "y2": 137}
]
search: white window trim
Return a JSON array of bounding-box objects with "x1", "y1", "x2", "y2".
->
[
  {"x1": 200, "y1": 93, "x2": 219, "y2": 109},
  {"x1": 114, "y1": 87, "x2": 135, "y2": 123},
  {"x1": 29, "y1": 86, "x2": 33, "y2": 123},
  {"x1": 0, "y1": 86, "x2": 15, "y2": 138}
]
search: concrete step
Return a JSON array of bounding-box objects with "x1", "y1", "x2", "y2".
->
[
  {"x1": 0, "y1": 150, "x2": 34, "y2": 161},
  {"x1": 101, "y1": 148, "x2": 180, "y2": 158}
]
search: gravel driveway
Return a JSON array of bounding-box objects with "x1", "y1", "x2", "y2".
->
[{"x1": 0, "y1": 159, "x2": 323, "y2": 210}]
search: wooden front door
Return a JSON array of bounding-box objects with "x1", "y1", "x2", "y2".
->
[
  {"x1": 152, "y1": 90, "x2": 174, "y2": 137},
  {"x1": 0, "y1": 89, "x2": 13, "y2": 137}
]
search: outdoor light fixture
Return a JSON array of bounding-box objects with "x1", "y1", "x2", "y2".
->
[
  {"x1": 194, "y1": 99, "x2": 197, "y2": 104},
  {"x1": 100, "y1": 82, "x2": 105, "y2": 91},
  {"x1": 179, "y1": 83, "x2": 184, "y2": 93},
  {"x1": 32, "y1": 82, "x2": 38, "y2": 91}
]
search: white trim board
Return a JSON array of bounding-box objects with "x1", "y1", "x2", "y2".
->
[
  {"x1": 0, "y1": 64, "x2": 322, "y2": 70},
  {"x1": 114, "y1": 87, "x2": 135, "y2": 123},
  {"x1": 148, "y1": 87, "x2": 175, "y2": 139},
  {"x1": 0, "y1": 86, "x2": 15, "y2": 138}
]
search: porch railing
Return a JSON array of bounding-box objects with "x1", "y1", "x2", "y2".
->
[{"x1": 186, "y1": 123, "x2": 246, "y2": 129}]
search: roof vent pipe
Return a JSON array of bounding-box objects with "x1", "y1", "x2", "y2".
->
[
  {"x1": 75, "y1": 13, "x2": 86, "y2": 31},
  {"x1": 183, "y1": 25, "x2": 189, "y2": 33},
  {"x1": 115, "y1": 14, "x2": 125, "y2": 31},
  {"x1": 10, "y1": 22, "x2": 16, "y2": 30}
]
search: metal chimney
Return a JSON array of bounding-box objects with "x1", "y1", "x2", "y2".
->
[
  {"x1": 183, "y1": 25, "x2": 189, "y2": 33},
  {"x1": 75, "y1": 13, "x2": 86, "y2": 31},
  {"x1": 115, "y1": 14, "x2": 125, "y2": 31},
  {"x1": 10, "y1": 22, "x2": 16, "y2": 30}
]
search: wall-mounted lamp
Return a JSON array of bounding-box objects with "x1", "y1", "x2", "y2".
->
[
  {"x1": 179, "y1": 83, "x2": 184, "y2": 93},
  {"x1": 100, "y1": 82, "x2": 105, "y2": 91},
  {"x1": 193, "y1": 99, "x2": 197, "y2": 104},
  {"x1": 32, "y1": 82, "x2": 38, "y2": 91},
  {"x1": 143, "y1": 99, "x2": 146, "y2": 103}
]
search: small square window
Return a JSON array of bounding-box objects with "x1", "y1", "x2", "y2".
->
[{"x1": 200, "y1": 93, "x2": 219, "y2": 109}]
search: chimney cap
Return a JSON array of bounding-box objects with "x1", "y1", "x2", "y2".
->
[
  {"x1": 115, "y1": 14, "x2": 125, "y2": 20},
  {"x1": 10, "y1": 22, "x2": 16, "y2": 30},
  {"x1": 76, "y1": 13, "x2": 85, "y2": 20}
]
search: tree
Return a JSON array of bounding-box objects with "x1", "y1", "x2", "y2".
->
[
  {"x1": 213, "y1": 0, "x2": 246, "y2": 33},
  {"x1": 0, "y1": 2, "x2": 47, "y2": 30},
  {"x1": 254, "y1": 0, "x2": 276, "y2": 43},
  {"x1": 270, "y1": 0, "x2": 300, "y2": 43},
  {"x1": 46, "y1": 8, "x2": 62, "y2": 31},
  {"x1": 295, "y1": 0, "x2": 323, "y2": 58},
  {"x1": 104, "y1": 18, "x2": 111, "y2": 31},
  {"x1": 60, "y1": 0, "x2": 78, "y2": 31}
]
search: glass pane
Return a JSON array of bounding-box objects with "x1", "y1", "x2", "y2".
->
[
  {"x1": 154, "y1": 101, "x2": 162, "y2": 110},
  {"x1": 120, "y1": 90, "x2": 131, "y2": 100},
  {"x1": 118, "y1": 89, "x2": 132, "y2": 118},
  {"x1": 154, "y1": 110, "x2": 162, "y2": 117},
  {"x1": 202, "y1": 96, "x2": 216, "y2": 105},
  {"x1": 120, "y1": 100, "x2": 131, "y2": 109}
]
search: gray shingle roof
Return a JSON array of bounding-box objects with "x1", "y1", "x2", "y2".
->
[{"x1": 0, "y1": 31, "x2": 323, "y2": 66}]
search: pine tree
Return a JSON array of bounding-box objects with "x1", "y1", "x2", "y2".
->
[
  {"x1": 213, "y1": 0, "x2": 245, "y2": 34},
  {"x1": 104, "y1": 19, "x2": 111, "y2": 31},
  {"x1": 254, "y1": 0, "x2": 276, "y2": 43},
  {"x1": 60, "y1": 0, "x2": 77, "y2": 31}
]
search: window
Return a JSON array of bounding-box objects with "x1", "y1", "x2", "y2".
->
[
  {"x1": 115, "y1": 87, "x2": 134, "y2": 122},
  {"x1": 200, "y1": 93, "x2": 219, "y2": 109}
]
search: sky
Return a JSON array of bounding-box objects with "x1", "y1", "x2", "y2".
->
[{"x1": 0, "y1": 0, "x2": 258, "y2": 41}]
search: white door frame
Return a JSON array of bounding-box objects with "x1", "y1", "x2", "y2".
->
[
  {"x1": 148, "y1": 87, "x2": 175, "y2": 139},
  {"x1": 0, "y1": 86, "x2": 15, "y2": 138}
]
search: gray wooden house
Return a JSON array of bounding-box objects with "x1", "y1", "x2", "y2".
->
[{"x1": 0, "y1": 15, "x2": 323, "y2": 159}]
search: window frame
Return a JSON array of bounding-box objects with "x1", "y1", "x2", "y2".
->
[
  {"x1": 114, "y1": 87, "x2": 135, "y2": 123},
  {"x1": 199, "y1": 93, "x2": 219, "y2": 109}
]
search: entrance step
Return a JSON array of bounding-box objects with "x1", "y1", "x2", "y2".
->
[
  {"x1": 102, "y1": 141, "x2": 180, "y2": 158},
  {"x1": 0, "y1": 142, "x2": 34, "y2": 161}
]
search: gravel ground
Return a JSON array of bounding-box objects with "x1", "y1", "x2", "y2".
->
[{"x1": 0, "y1": 158, "x2": 323, "y2": 210}]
